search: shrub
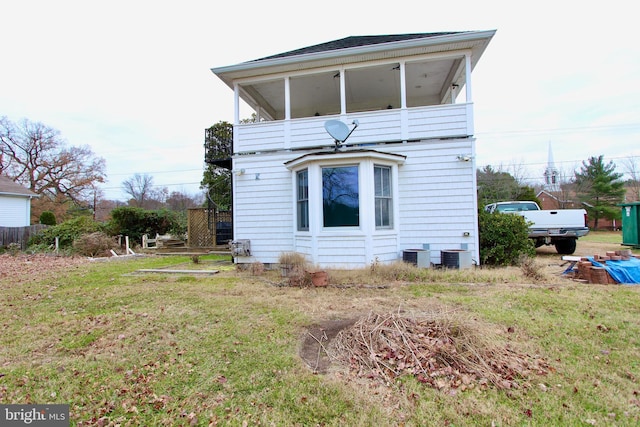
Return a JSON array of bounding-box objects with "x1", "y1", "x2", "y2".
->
[
  {"x1": 478, "y1": 210, "x2": 535, "y2": 266},
  {"x1": 278, "y1": 251, "x2": 308, "y2": 267},
  {"x1": 73, "y1": 232, "x2": 117, "y2": 257},
  {"x1": 39, "y1": 211, "x2": 57, "y2": 226},
  {"x1": 7, "y1": 242, "x2": 21, "y2": 256},
  {"x1": 28, "y1": 216, "x2": 103, "y2": 250},
  {"x1": 519, "y1": 254, "x2": 547, "y2": 281},
  {"x1": 107, "y1": 207, "x2": 181, "y2": 243}
]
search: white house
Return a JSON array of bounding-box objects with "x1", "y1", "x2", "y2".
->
[
  {"x1": 0, "y1": 175, "x2": 38, "y2": 227},
  {"x1": 211, "y1": 31, "x2": 495, "y2": 268}
]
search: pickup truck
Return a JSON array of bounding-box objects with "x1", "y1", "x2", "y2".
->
[{"x1": 484, "y1": 201, "x2": 589, "y2": 254}]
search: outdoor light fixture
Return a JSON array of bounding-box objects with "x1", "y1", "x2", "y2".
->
[{"x1": 456, "y1": 154, "x2": 473, "y2": 162}]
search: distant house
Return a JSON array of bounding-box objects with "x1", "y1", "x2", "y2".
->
[
  {"x1": 212, "y1": 30, "x2": 496, "y2": 268},
  {"x1": 537, "y1": 190, "x2": 581, "y2": 210},
  {"x1": 0, "y1": 175, "x2": 38, "y2": 227}
]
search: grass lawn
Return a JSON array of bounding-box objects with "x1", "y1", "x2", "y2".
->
[
  {"x1": 582, "y1": 230, "x2": 628, "y2": 244},
  {"x1": 2, "y1": 253, "x2": 640, "y2": 426}
]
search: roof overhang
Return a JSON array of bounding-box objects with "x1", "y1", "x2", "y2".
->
[
  {"x1": 212, "y1": 30, "x2": 496, "y2": 89},
  {"x1": 0, "y1": 192, "x2": 38, "y2": 198},
  {"x1": 285, "y1": 149, "x2": 407, "y2": 170}
]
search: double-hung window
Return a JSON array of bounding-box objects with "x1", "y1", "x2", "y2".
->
[
  {"x1": 374, "y1": 165, "x2": 392, "y2": 228},
  {"x1": 296, "y1": 169, "x2": 309, "y2": 231}
]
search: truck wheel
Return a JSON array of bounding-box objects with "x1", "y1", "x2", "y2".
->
[{"x1": 555, "y1": 239, "x2": 577, "y2": 255}]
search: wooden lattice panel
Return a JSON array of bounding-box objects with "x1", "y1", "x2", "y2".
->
[
  {"x1": 187, "y1": 208, "x2": 214, "y2": 247},
  {"x1": 188, "y1": 208, "x2": 233, "y2": 248}
]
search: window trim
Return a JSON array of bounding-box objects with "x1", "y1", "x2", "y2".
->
[
  {"x1": 322, "y1": 164, "x2": 360, "y2": 228},
  {"x1": 374, "y1": 164, "x2": 393, "y2": 229},
  {"x1": 296, "y1": 169, "x2": 309, "y2": 231}
]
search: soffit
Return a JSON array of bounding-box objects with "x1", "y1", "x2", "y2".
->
[{"x1": 213, "y1": 30, "x2": 495, "y2": 86}]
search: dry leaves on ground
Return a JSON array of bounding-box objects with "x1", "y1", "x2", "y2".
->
[{"x1": 0, "y1": 253, "x2": 89, "y2": 283}]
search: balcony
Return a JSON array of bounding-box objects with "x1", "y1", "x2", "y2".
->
[{"x1": 234, "y1": 103, "x2": 473, "y2": 154}]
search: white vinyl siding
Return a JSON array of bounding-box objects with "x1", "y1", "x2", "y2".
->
[
  {"x1": 232, "y1": 153, "x2": 294, "y2": 263},
  {"x1": 388, "y1": 140, "x2": 478, "y2": 265},
  {"x1": 0, "y1": 195, "x2": 31, "y2": 227},
  {"x1": 231, "y1": 136, "x2": 478, "y2": 267}
]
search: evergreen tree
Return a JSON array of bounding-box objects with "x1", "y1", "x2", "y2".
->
[
  {"x1": 477, "y1": 165, "x2": 520, "y2": 207},
  {"x1": 201, "y1": 121, "x2": 232, "y2": 210},
  {"x1": 573, "y1": 155, "x2": 625, "y2": 229},
  {"x1": 476, "y1": 166, "x2": 540, "y2": 207}
]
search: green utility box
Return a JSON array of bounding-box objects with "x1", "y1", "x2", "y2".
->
[{"x1": 620, "y1": 202, "x2": 640, "y2": 247}]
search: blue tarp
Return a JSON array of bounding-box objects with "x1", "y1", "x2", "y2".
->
[{"x1": 588, "y1": 257, "x2": 640, "y2": 284}]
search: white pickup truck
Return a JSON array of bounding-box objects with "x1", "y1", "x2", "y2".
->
[{"x1": 484, "y1": 201, "x2": 589, "y2": 254}]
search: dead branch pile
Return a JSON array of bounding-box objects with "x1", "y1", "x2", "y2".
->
[{"x1": 328, "y1": 311, "x2": 551, "y2": 392}]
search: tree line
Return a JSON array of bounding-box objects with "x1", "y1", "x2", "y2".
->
[
  {"x1": 1, "y1": 116, "x2": 634, "y2": 231},
  {"x1": 1, "y1": 116, "x2": 206, "y2": 225},
  {"x1": 478, "y1": 155, "x2": 632, "y2": 229}
]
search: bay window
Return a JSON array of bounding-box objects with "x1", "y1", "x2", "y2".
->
[{"x1": 287, "y1": 150, "x2": 404, "y2": 234}]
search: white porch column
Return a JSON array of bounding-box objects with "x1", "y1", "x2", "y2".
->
[
  {"x1": 284, "y1": 77, "x2": 291, "y2": 120},
  {"x1": 465, "y1": 52, "x2": 474, "y2": 135},
  {"x1": 400, "y1": 62, "x2": 408, "y2": 142},
  {"x1": 233, "y1": 83, "x2": 240, "y2": 125},
  {"x1": 399, "y1": 62, "x2": 407, "y2": 109},
  {"x1": 284, "y1": 77, "x2": 291, "y2": 148},
  {"x1": 465, "y1": 53, "x2": 472, "y2": 102},
  {"x1": 340, "y1": 69, "x2": 346, "y2": 115}
]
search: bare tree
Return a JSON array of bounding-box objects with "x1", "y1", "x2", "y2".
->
[
  {"x1": 621, "y1": 156, "x2": 640, "y2": 202},
  {"x1": 0, "y1": 116, "x2": 106, "y2": 220},
  {"x1": 122, "y1": 173, "x2": 154, "y2": 207},
  {"x1": 166, "y1": 190, "x2": 201, "y2": 212},
  {"x1": 555, "y1": 163, "x2": 581, "y2": 209},
  {"x1": 504, "y1": 160, "x2": 529, "y2": 187}
]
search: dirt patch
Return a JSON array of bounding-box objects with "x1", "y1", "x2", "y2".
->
[
  {"x1": 537, "y1": 236, "x2": 634, "y2": 259},
  {"x1": 299, "y1": 319, "x2": 357, "y2": 373}
]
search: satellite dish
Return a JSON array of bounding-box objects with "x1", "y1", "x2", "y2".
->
[{"x1": 324, "y1": 119, "x2": 359, "y2": 150}]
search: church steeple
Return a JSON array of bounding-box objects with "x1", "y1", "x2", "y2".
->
[{"x1": 543, "y1": 141, "x2": 560, "y2": 192}]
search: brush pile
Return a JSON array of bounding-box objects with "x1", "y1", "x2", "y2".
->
[{"x1": 329, "y1": 311, "x2": 551, "y2": 392}]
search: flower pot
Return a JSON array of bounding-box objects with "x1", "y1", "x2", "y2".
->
[{"x1": 309, "y1": 271, "x2": 328, "y2": 287}]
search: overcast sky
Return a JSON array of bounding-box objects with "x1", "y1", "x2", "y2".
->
[{"x1": 1, "y1": 0, "x2": 638, "y2": 200}]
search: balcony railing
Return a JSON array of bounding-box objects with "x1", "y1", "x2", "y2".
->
[{"x1": 234, "y1": 103, "x2": 473, "y2": 154}]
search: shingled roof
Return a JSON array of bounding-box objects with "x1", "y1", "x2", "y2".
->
[
  {"x1": 253, "y1": 32, "x2": 463, "y2": 61},
  {"x1": 0, "y1": 175, "x2": 37, "y2": 197}
]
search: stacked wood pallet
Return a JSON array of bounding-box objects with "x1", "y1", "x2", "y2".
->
[{"x1": 575, "y1": 250, "x2": 635, "y2": 284}]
